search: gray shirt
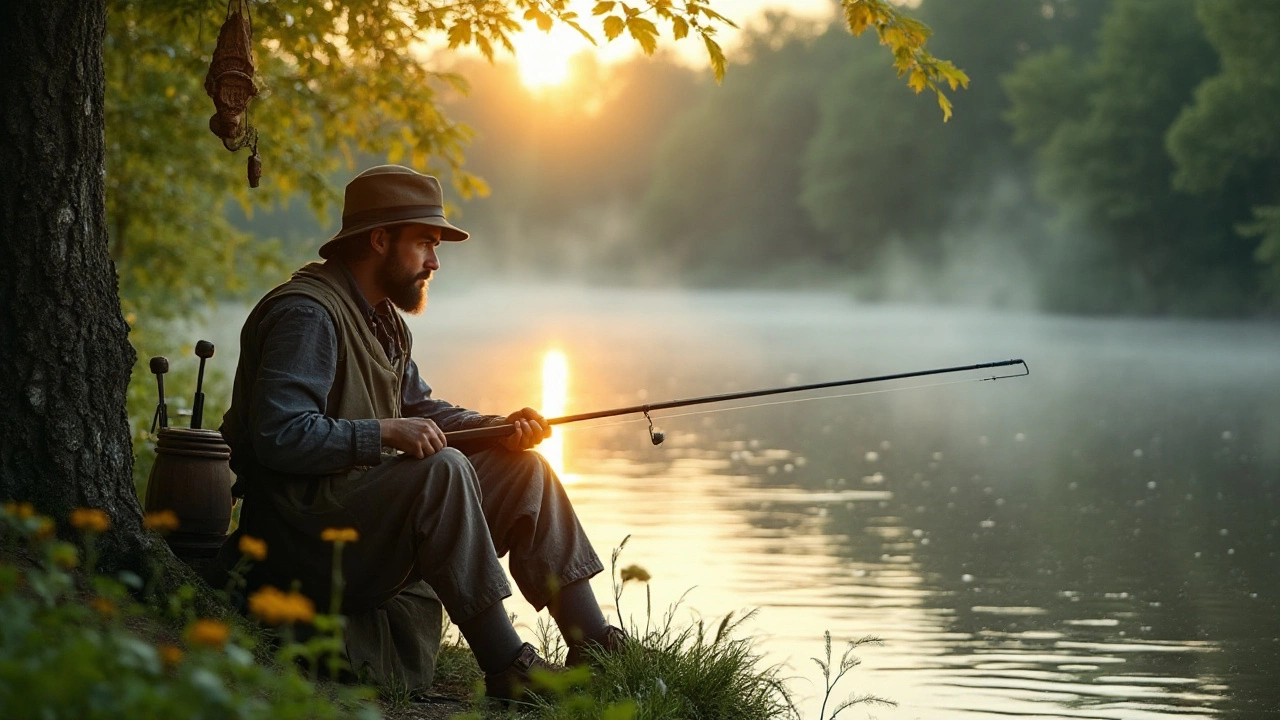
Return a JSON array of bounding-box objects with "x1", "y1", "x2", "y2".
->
[{"x1": 238, "y1": 265, "x2": 500, "y2": 477}]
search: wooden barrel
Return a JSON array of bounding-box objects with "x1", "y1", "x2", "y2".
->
[{"x1": 144, "y1": 427, "x2": 233, "y2": 557}]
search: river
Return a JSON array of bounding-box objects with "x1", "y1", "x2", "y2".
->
[{"x1": 210, "y1": 284, "x2": 1280, "y2": 719}]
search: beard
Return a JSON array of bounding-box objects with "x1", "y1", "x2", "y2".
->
[{"x1": 378, "y1": 253, "x2": 430, "y2": 314}]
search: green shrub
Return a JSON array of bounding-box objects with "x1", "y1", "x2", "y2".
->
[{"x1": 0, "y1": 503, "x2": 377, "y2": 720}]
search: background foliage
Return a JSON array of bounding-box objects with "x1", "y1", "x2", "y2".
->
[
  {"x1": 108, "y1": 0, "x2": 1280, "y2": 485},
  {"x1": 446, "y1": 0, "x2": 1278, "y2": 314},
  {"x1": 105, "y1": 0, "x2": 955, "y2": 488}
]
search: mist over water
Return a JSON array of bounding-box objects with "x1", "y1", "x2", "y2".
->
[
  {"x1": 204, "y1": 284, "x2": 1280, "y2": 718},
  {"x1": 410, "y1": 283, "x2": 1280, "y2": 719}
]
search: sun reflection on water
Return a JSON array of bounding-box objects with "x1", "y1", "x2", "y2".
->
[{"x1": 541, "y1": 349, "x2": 568, "y2": 478}]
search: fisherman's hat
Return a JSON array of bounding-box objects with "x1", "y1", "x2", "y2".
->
[{"x1": 318, "y1": 165, "x2": 469, "y2": 258}]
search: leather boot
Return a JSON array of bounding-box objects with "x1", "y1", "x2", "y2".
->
[{"x1": 484, "y1": 642, "x2": 564, "y2": 703}]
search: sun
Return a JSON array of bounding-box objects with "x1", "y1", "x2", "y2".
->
[{"x1": 511, "y1": 26, "x2": 587, "y2": 89}]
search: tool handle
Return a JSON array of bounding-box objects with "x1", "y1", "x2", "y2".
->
[{"x1": 192, "y1": 393, "x2": 206, "y2": 430}]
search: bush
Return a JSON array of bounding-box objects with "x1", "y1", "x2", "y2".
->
[{"x1": 0, "y1": 503, "x2": 377, "y2": 720}]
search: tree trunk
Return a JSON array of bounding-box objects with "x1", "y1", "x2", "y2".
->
[{"x1": 0, "y1": 1, "x2": 142, "y2": 542}]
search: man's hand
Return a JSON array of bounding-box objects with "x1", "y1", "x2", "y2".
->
[
  {"x1": 379, "y1": 417, "x2": 447, "y2": 459},
  {"x1": 502, "y1": 407, "x2": 551, "y2": 452}
]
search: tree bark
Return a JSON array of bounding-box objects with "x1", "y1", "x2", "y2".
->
[{"x1": 0, "y1": 1, "x2": 141, "y2": 540}]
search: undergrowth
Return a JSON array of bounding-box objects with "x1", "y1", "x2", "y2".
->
[
  {"x1": 0, "y1": 503, "x2": 886, "y2": 720},
  {"x1": 441, "y1": 535, "x2": 891, "y2": 720},
  {"x1": 0, "y1": 503, "x2": 375, "y2": 720}
]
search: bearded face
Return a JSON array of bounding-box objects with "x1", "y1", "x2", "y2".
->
[{"x1": 378, "y1": 237, "x2": 431, "y2": 314}]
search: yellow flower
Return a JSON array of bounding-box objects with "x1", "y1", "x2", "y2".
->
[
  {"x1": 69, "y1": 508, "x2": 110, "y2": 533},
  {"x1": 143, "y1": 510, "x2": 180, "y2": 534},
  {"x1": 248, "y1": 585, "x2": 316, "y2": 626},
  {"x1": 186, "y1": 619, "x2": 230, "y2": 649},
  {"x1": 620, "y1": 564, "x2": 651, "y2": 584},
  {"x1": 237, "y1": 535, "x2": 267, "y2": 561},
  {"x1": 321, "y1": 527, "x2": 359, "y2": 543},
  {"x1": 90, "y1": 596, "x2": 117, "y2": 618},
  {"x1": 3, "y1": 502, "x2": 35, "y2": 520},
  {"x1": 158, "y1": 644, "x2": 184, "y2": 668}
]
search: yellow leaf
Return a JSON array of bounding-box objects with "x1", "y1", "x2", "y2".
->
[
  {"x1": 908, "y1": 69, "x2": 927, "y2": 94},
  {"x1": 476, "y1": 34, "x2": 494, "y2": 60},
  {"x1": 447, "y1": 21, "x2": 471, "y2": 48},
  {"x1": 696, "y1": 5, "x2": 737, "y2": 28},
  {"x1": 593, "y1": 1, "x2": 615, "y2": 15},
  {"x1": 603, "y1": 15, "x2": 625, "y2": 40},
  {"x1": 703, "y1": 34, "x2": 726, "y2": 82},
  {"x1": 937, "y1": 91, "x2": 953, "y2": 122},
  {"x1": 939, "y1": 61, "x2": 970, "y2": 90},
  {"x1": 844, "y1": 1, "x2": 872, "y2": 36},
  {"x1": 626, "y1": 16, "x2": 658, "y2": 55},
  {"x1": 672, "y1": 15, "x2": 688, "y2": 40}
]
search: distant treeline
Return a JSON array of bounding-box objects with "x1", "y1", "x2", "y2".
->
[{"x1": 409, "y1": 0, "x2": 1275, "y2": 317}]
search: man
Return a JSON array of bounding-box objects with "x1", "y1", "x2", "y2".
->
[{"x1": 220, "y1": 164, "x2": 624, "y2": 701}]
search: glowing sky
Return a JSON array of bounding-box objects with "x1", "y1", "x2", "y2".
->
[{"x1": 506, "y1": 0, "x2": 836, "y2": 88}]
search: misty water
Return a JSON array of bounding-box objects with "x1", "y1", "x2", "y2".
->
[{"x1": 210, "y1": 285, "x2": 1280, "y2": 718}]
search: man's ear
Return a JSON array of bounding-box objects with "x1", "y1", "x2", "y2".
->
[{"x1": 369, "y1": 227, "x2": 392, "y2": 256}]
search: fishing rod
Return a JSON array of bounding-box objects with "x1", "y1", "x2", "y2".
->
[{"x1": 444, "y1": 358, "x2": 1029, "y2": 446}]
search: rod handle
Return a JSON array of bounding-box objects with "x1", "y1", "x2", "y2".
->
[{"x1": 444, "y1": 424, "x2": 517, "y2": 444}]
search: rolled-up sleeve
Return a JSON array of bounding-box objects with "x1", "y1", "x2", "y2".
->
[{"x1": 249, "y1": 300, "x2": 383, "y2": 473}]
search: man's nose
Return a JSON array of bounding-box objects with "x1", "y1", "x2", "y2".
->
[{"x1": 425, "y1": 248, "x2": 440, "y2": 271}]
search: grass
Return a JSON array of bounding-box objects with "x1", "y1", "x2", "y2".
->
[
  {"x1": 431, "y1": 536, "x2": 892, "y2": 720},
  {"x1": 0, "y1": 504, "x2": 887, "y2": 720}
]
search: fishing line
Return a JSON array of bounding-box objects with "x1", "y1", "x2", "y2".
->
[{"x1": 444, "y1": 358, "x2": 1027, "y2": 446}]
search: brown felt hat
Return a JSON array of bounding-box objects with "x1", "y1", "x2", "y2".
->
[{"x1": 318, "y1": 165, "x2": 469, "y2": 258}]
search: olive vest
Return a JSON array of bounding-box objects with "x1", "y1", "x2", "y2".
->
[
  {"x1": 224, "y1": 260, "x2": 410, "y2": 506},
  {"x1": 222, "y1": 260, "x2": 442, "y2": 692}
]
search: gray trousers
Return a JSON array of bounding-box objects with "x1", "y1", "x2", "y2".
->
[{"x1": 237, "y1": 447, "x2": 603, "y2": 624}]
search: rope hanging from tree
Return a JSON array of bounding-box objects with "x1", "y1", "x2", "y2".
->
[{"x1": 204, "y1": 0, "x2": 263, "y2": 188}]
